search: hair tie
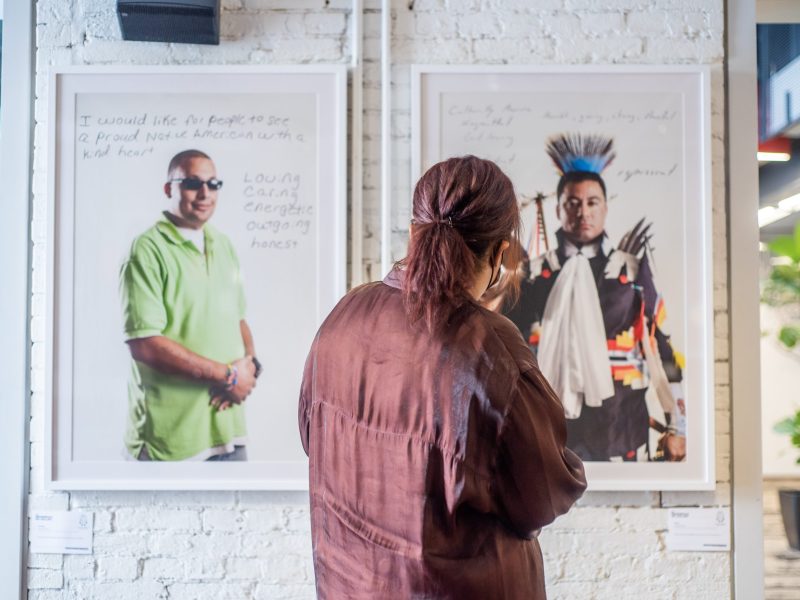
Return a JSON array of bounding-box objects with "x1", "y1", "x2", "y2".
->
[{"x1": 436, "y1": 216, "x2": 454, "y2": 228}]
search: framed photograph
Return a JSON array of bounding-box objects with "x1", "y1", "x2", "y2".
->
[
  {"x1": 46, "y1": 66, "x2": 346, "y2": 490},
  {"x1": 412, "y1": 65, "x2": 714, "y2": 490}
]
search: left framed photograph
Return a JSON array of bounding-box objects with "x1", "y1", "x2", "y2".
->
[{"x1": 45, "y1": 66, "x2": 347, "y2": 490}]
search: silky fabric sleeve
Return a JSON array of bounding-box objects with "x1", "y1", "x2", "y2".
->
[
  {"x1": 298, "y1": 332, "x2": 320, "y2": 456},
  {"x1": 493, "y1": 366, "x2": 587, "y2": 539}
]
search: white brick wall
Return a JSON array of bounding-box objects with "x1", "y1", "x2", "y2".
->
[{"x1": 27, "y1": 0, "x2": 730, "y2": 598}]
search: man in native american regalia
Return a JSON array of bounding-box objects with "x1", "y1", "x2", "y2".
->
[{"x1": 501, "y1": 134, "x2": 686, "y2": 462}]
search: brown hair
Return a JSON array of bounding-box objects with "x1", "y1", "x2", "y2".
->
[{"x1": 401, "y1": 156, "x2": 521, "y2": 332}]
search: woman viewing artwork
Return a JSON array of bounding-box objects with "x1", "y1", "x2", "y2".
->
[{"x1": 298, "y1": 156, "x2": 586, "y2": 598}]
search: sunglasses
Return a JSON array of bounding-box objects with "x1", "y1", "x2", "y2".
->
[{"x1": 170, "y1": 177, "x2": 224, "y2": 191}]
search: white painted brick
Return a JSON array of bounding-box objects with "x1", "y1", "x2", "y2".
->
[
  {"x1": 28, "y1": 493, "x2": 70, "y2": 512},
  {"x1": 556, "y1": 36, "x2": 644, "y2": 62},
  {"x1": 77, "y1": 39, "x2": 171, "y2": 64},
  {"x1": 285, "y1": 508, "x2": 310, "y2": 533},
  {"x1": 543, "y1": 13, "x2": 581, "y2": 39},
  {"x1": 473, "y1": 37, "x2": 555, "y2": 62},
  {"x1": 244, "y1": 0, "x2": 329, "y2": 8},
  {"x1": 435, "y1": 0, "x2": 480, "y2": 13},
  {"x1": 304, "y1": 13, "x2": 348, "y2": 36},
  {"x1": 550, "y1": 506, "x2": 618, "y2": 530},
  {"x1": 393, "y1": 38, "x2": 472, "y2": 62},
  {"x1": 142, "y1": 557, "x2": 185, "y2": 581},
  {"x1": 154, "y1": 491, "x2": 236, "y2": 507},
  {"x1": 115, "y1": 507, "x2": 200, "y2": 531},
  {"x1": 63, "y1": 555, "x2": 95, "y2": 580},
  {"x1": 270, "y1": 38, "x2": 344, "y2": 62},
  {"x1": 37, "y1": 0, "x2": 72, "y2": 23},
  {"x1": 27, "y1": 553, "x2": 63, "y2": 569},
  {"x1": 714, "y1": 360, "x2": 730, "y2": 386},
  {"x1": 614, "y1": 507, "x2": 668, "y2": 531},
  {"x1": 485, "y1": 0, "x2": 562, "y2": 9},
  {"x1": 71, "y1": 491, "x2": 154, "y2": 508},
  {"x1": 97, "y1": 556, "x2": 139, "y2": 582},
  {"x1": 147, "y1": 532, "x2": 194, "y2": 556},
  {"x1": 415, "y1": 13, "x2": 458, "y2": 37},
  {"x1": 202, "y1": 509, "x2": 243, "y2": 532},
  {"x1": 71, "y1": 580, "x2": 166, "y2": 600},
  {"x1": 221, "y1": 13, "x2": 298, "y2": 39},
  {"x1": 82, "y1": 9, "x2": 119, "y2": 40},
  {"x1": 578, "y1": 490, "x2": 660, "y2": 507},
  {"x1": 499, "y1": 15, "x2": 546, "y2": 38},
  {"x1": 254, "y1": 584, "x2": 316, "y2": 600},
  {"x1": 682, "y1": 12, "x2": 711, "y2": 39},
  {"x1": 244, "y1": 509, "x2": 286, "y2": 531},
  {"x1": 626, "y1": 10, "x2": 671, "y2": 35},
  {"x1": 185, "y1": 557, "x2": 225, "y2": 580},
  {"x1": 28, "y1": 592, "x2": 66, "y2": 600},
  {"x1": 566, "y1": 0, "x2": 644, "y2": 8},
  {"x1": 238, "y1": 533, "x2": 274, "y2": 556},
  {"x1": 93, "y1": 510, "x2": 113, "y2": 533},
  {"x1": 226, "y1": 557, "x2": 263, "y2": 579},
  {"x1": 644, "y1": 37, "x2": 703, "y2": 61},
  {"x1": 93, "y1": 532, "x2": 150, "y2": 556},
  {"x1": 167, "y1": 582, "x2": 254, "y2": 600},
  {"x1": 457, "y1": 13, "x2": 503, "y2": 37},
  {"x1": 36, "y1": 22, "x2": 71, "y2": 48},
  {"x1": 579, "y1": 12, "x2": 626, "y2": 35},
  {"x1": 539, "y1": 531, "x2": 578, "y2": 554},
  {"x1": 27, "y1": 568, "x2": 64, "y2": 589},
  {"x1": 261, "y1": 552, "x2": 313, "y2": 585}
]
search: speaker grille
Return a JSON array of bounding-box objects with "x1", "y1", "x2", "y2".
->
[{"x1": 117, "y1": 2, "x2": 220, "y2": 45}]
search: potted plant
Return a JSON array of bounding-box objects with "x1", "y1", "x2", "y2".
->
[{"x1": 764, "y1": 222, "x2": 800, "y2": 552}]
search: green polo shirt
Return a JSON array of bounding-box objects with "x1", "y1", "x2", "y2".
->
[{"x1": 120, "y1": 215, "x2": 247, "y2": 461}]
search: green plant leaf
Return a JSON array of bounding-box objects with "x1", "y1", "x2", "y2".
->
[
  {"x1": 775, "y1": 418, "x2": 797, "y2": 434},
  {"x1": 794, "y1": 221, "x2": 800, "y2": 257},
  {"x1": 779, "y1": 326, "x2": 800, "y2": 348},
  {"x1": 769, "y1": 235, "x2": 800, "y2": 262}
]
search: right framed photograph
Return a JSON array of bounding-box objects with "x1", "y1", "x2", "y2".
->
[{"x1": 412, "y1": 65, "x2": 714, "y2": 491}]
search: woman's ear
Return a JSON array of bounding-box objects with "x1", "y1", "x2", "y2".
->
[{"x1": 494, "y1": 239, "x2": 511, "y2": 266}]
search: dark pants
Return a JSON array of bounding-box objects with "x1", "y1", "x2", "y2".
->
[
  {"x1": 565, "y1": 386, "x2": 649, "y2": 461},
  {"x1": 206, "y1": 445, "x2": 248, "y2": 461},
  {"x1": 137, "y1": 444, "x2": 248, "y2": 461}
]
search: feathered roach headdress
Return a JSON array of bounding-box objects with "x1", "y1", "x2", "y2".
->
[{"x1": 545, "y1": 133, "x2": 616, "y2": 175}]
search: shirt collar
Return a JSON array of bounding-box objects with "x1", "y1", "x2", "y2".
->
[
  {"x1": 156, "y1": 212, "x2": 215, "y2": 248},
  {"x1": 556, "y1": 228, "x2": 610, "y2": 260}
]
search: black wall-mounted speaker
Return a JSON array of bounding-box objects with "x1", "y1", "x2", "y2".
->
[{"x1": 117, "y1": 0, "x2": 221, "y2": 45}]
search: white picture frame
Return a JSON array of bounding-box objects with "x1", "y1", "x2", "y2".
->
[
  {"x1": 412, "y1": 65, "x2": 715, "y2": 491},
  {"x1": 45, "y1": 65, "x2": 347, "y2": 490}
]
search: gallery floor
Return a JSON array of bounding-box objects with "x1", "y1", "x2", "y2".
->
[{"x1": 764, "y1": 479, "x2": 800, "y2": 599}]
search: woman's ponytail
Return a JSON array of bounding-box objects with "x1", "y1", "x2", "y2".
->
[{"x1": 401, "y1": 156, "x2": 521, "y2": 332}]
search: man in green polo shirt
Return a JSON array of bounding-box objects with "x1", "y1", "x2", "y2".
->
[{"x1": 120, "y1": 149, "x2": 259, "y2": 461}]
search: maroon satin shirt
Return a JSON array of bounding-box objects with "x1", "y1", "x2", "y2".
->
[{"x1": 299, "y1": 268, "x2": 586, "y2": 599}]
